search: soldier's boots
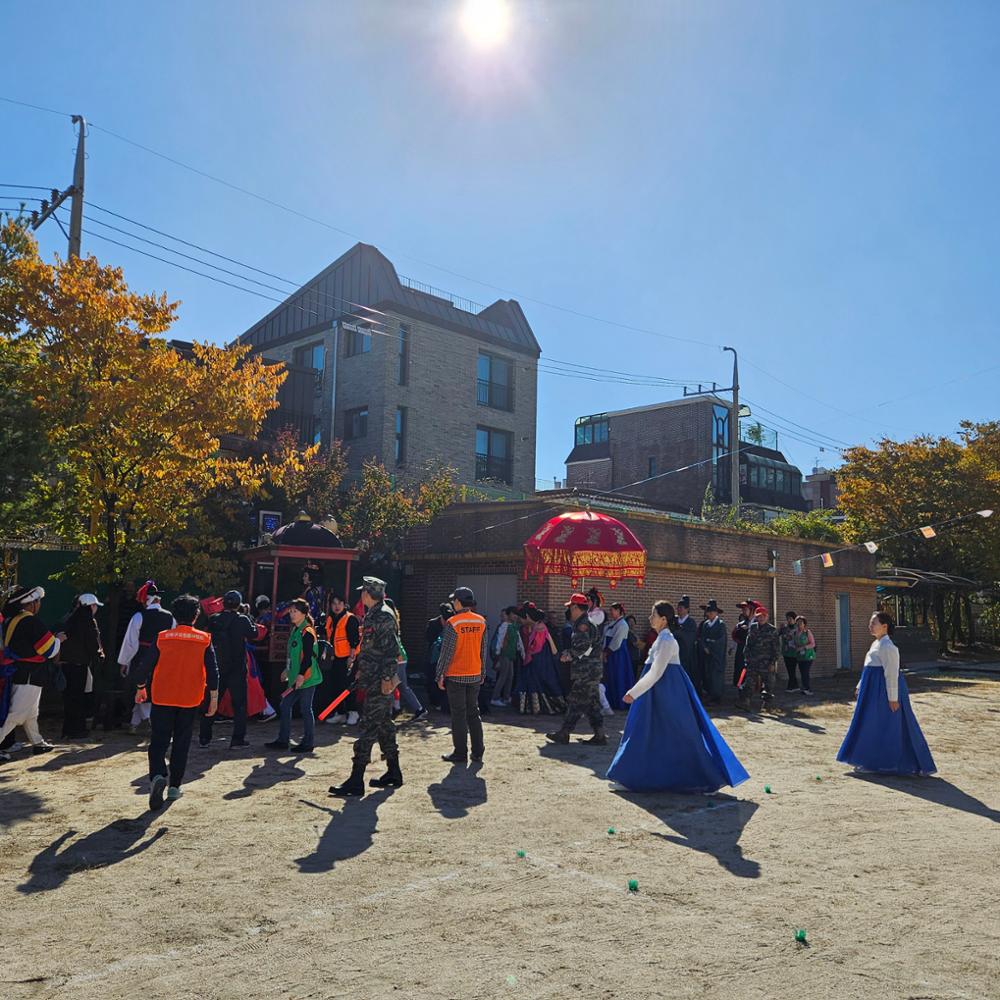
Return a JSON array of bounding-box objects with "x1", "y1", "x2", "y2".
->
[
  {"x1": 545, "y1": 728, "x2": 571, "y2": 744},
  {"x1": 583, "y1": 731, "x2": 607, "y2": 746},
  {"x1": 329, "y1": 759, "x2": 367, "y2": 797},
  {"x1": 369, "y1": 755, "x2": 404, "y2": 788}
]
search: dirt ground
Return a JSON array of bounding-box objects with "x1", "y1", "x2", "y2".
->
[{"x1": 1, "y1": 672, "x2": 997, "y2": 1000}]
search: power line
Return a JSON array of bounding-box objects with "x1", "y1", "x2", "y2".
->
[
  {"x1": 0, "y1": 183, "x2": 56, "y2": 191},
  {"x1": 740, "y1": 396, "x2": 852, "y2": 448},
  {"x1": 0, "y1": 96, "x2": 72, "y2": 119}
]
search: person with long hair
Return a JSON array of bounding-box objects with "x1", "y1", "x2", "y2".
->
[
  {"x1": 794, "y1": 615, "x2": 816, "y2": 696},
  {"x1": 59, "y1": 593, "x2": 105, "y2": 739},
  {"x1": 266, "y1": 598, "x2": 322, "y2": 753},
  {"x1": 607, "y1": 600, "x2": 749, "y2": 793},
  {"x1": 837, "y1": 612, "x2": 935, "y2": 775},
  {"x1": 513, "y1": 607, "x2": 567, "y2": 715}
]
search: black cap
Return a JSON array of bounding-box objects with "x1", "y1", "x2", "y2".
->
[
  {"x1": 223, "y1": 589, "x2": 242, "y2": 609},
  {"x1": 449, "y1": 586, "x2": 476, "y2": 606}
]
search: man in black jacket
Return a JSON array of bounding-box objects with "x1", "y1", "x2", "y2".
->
[
  {"x1": 199, "y1": 590, "x2": 264, "y2": 749},
  {"x1": 671, "y1": 595, "x2": 701, "y2": 695}
]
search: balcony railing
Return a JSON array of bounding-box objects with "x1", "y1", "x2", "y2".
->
[
  {"x1": 477, "y1": 378, "x2": 513, "y2": 411},
  {"x1": 475, "y1": 454, "x2": 513, "y2": 485}
]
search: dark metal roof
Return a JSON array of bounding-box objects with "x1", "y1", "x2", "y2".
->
[
  {"x1": 565, "y1": 441, "x2": 611, "y2": 464},
  {"x1": 238, "y1": 243, "x2": 540, "y2": 357},
  {"x1": 534, "y1": 488, "x2": 697, "y2": 519}
]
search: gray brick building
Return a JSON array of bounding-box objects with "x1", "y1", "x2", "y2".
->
[
  {"x1": 238, "y1": 243, "x2": 540, "y2": 494},
  {"x1": 565, "y1": 397, "x2": 809, "y2": 518}
]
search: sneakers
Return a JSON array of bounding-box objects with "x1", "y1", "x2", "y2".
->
[
  {"x1": 325, "y1": 713, "x2": 347, "y2": 725},
  {"x1": 149, "y1": 774, "x2": 167, "y2": 811},
  {"x1": 786, "y1": 686, "x2": 801, "y2": 693},
  {"x1": 490, "y1": 699, "x2": 505, "y2": 707},
  {"x1": 166, "y1": 786, "x2": 182, "y2": 801},
  {"x1": 441, "y1": 751, "x2": 468, "y2": 763},
  {"x1": 32, "y1": 741, "x2": 55, "y2": 755},
  {"x1": 264, "y1": 739, "x2": 290, "y2": 750},
  {"x1": 346, "y1": 711, "x2": 359, "y2": 726},
  {"x1": 802, "y1": 689, "x2": 814, "y2": 696},
  {"x1": 229, "y1": 738, "x2": 251, "y2": 749}
]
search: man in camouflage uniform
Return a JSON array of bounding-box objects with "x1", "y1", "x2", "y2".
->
[
  {"x1": 736, "y1": 604, "x2": 780, "y2": 711},
  {"x1": 546, "y1": 592, "x2": 606, "y2": 746},
  {"x1": 329, "y1": 577, "x2": 402, "y2": 797}
]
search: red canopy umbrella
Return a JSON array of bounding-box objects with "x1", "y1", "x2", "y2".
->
[{"x1": 523, "y1": 510, "x2": 646, "y2": 588}]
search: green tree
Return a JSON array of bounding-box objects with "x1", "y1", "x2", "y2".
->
[{"x1": 767, "y1": 508, "x2": 844, "y2": 543}]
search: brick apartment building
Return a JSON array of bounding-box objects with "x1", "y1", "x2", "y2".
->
[
  {"x1": 802, "y1": 466, "x2": 840, "y2": 511},
  {"x1": 238, "y1": 243, "x2": 540, "y2": 494},
  {"x1": 565, "y1": 397, "x2": 809, "y2": 519},
  {"x1": 400, "y1": 497, "x2": 877, "y2": 678}
]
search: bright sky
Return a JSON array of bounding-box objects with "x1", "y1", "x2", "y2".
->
[{"x1": 3, "y1": 1, "x2": 998, "y2": 490}]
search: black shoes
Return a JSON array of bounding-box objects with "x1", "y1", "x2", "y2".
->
[
  {"x1": 264, "y1": 739, "x2": 290, "y2": 750},
  {"x1": 149, "y1": 774, "x2": 167, "y2": 811},
  {"x1": 583, "y1": 733, "x2": 608, "y2": 746},
  {"x1": 291, "y1": 742, "x2": 315, "y2": 753},
  {"x1": 545, "y1": 730, "x2": 570, "y2": 744},
  {"x1": 230, "y1": 738, "x2": 251, "y2": 749},
  {"x1": 441, "y1": 752, "x2": 468, "y2": 763},
  {"x1": 369, "y1": 758, "x2": 403, "y2": 788}
]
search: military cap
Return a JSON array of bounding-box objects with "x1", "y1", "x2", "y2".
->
[{"x1": 357, "y1": 576, "x2": 387, "y2": 599}]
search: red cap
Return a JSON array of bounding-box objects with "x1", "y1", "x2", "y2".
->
[
  {"x1": 753, "y1": 605, "x2": 769, "y2": 618},
  {"x1": 565, "y1": 592, "x2": 589, "y2": 607}
]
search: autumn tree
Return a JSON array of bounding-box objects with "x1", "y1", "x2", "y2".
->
[
  {"x1": 837, "y1": 423, "x2": 1000, "y2": 648},
  {"x1": 0, "y1": 221, "x2": 301, "y2": 634}
]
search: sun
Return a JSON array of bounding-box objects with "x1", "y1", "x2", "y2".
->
[{"x1": 459, "y1": 0, "x2": 512, "y2": 50}]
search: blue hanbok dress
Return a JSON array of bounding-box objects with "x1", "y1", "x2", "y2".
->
[
  {"x1": 837, "y1": 637, "x2": 936, "y2": 775},
  {"x1": 514, "y1": 627, "x2": 567, "y2": 715},
  {"x1": 603, "y1": 617, "x2": 634, "y2": 710},
  {"x1": 607, "y1": 630, "x2": 749, "y2": 793}
]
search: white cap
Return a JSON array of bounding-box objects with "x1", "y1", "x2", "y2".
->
[{"x1": 78, "y1": 593, "x2": 104, "y2": 607}]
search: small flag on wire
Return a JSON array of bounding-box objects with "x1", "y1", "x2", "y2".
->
[
  {"x1": 821, "y1": 553, "x2": 834, "y2": 568},
  {"x1": 863, "y1": 541, "x2": 879, "y2": 554},
  {"x1": 978, "y1": 509, "x2": 994, "y2": 518},
  {"x1": 792, "y1": 560, "x2": 803, "y2": 575},
  {"x1": 919, "y1": 526, "x2": 936, "y2": 539}
]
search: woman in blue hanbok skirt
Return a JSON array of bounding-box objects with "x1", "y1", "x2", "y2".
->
[
  {"x1": 837, "y1": 612, "x2": 935, "y2": 775},
  {"x1": 514, "y1": 609, "x2": 567, "y2": 715},
  {"x1": 602, "y1": 603, "x2": 634, "y2": 710},
  {"x1": 607, "y1": 601, "x2": 749, "y2": 793}
]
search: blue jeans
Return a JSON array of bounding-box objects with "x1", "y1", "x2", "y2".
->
[
  {"x1": 278, "y1": 686, "x2": 316, "y2": 745},
  {"x1": 397, "y1": 660, "x2": 424, "y2": 713}
]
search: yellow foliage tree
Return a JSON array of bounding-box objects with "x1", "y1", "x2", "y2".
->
[{"x1": 0, "y1": 220, "x2": 303, "y2": 624}]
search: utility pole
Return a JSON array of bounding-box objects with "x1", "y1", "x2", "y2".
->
[
  {"x1": 723, "y1": 346, "x2": 740, "y2": 512},
  {"x1": 29, "y1": 114, "x2": 85, "y2": 258},
  {"x1": 68, "y1": 115, "x2": 86, "y2": 258}
]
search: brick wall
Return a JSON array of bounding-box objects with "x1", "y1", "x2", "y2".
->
[{"x1": 401, "y1": 499, "x2": 877, "y2": 678}]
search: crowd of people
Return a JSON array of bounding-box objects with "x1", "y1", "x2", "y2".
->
[{"x1": 0, "y1": 575, "x2": 936, "y2": 809}]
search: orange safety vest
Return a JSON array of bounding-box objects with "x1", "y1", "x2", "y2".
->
[
  {"x1": 328, "y1": 612, "x2": 358, "y2": 658},
  {"x1": 444, "y1": 610, "x2": 487, "y2": 678},
  {"x1": 150, "y1": 625, "x2": 212, "y2": 708}
]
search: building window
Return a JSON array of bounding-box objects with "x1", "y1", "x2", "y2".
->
[
  {"x1": 395, "y1": 407, "x2": 407, "y2": 466},
  {"x1": 648, "y1": 457, "x2": 657, "y2": 478},
  {"x1": 477, "y1": 353, "x2": 513, "y2": 411},
  {"x1": 475, "y1": 425, "x2": 513, "y2": 484},
  {"x1": 398, "y1": 325, "x2": 410, "y2": 386},
  {"x1": 344, "y1": 406, "x2": 368, "y2": 440},
  {"x1": 574, "y1": 414, "x2": 609, "y2": 446},
  {"x1": 344, "y1": 325, "x2": 372, "y2": 357},
  {"x1": 293, "y1": 341, "x2": 324, "y2": 371}
]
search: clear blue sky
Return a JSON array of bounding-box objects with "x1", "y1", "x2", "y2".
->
[{"x1": 3, "y1": 1, "x2": 998, "y2": 488}]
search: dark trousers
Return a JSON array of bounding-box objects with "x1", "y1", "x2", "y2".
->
[
  {"x1": 318, "y1": 656, "x2": 356, "y2": 716},
  {"x1": 703, "y1": 656, "x2": 725, "y2": 702},
  {"x1": 733, "y1": 647, "x2": 747, "y2": 687},
  {"x1": 61, "y1": 662, "x2": 90, "y2": 736},
  {"x1": 149, "y1": 704, "x2": 198, "y2": 788},
  {"x1": 424, "y1": 660, "x2": 444, "y2": 709},
  {"x1": 798, "y1": 660, "x2": 812, "y2": 691},
  {"x1": 446, "y1": 679, "x2": 484, "y2": 759},
  {"x1": 783, "y1": 655, "x2": 799, "y2": 688},
  {"x1": 200, "y1": 666, "x2": 246, "y2": 745}
]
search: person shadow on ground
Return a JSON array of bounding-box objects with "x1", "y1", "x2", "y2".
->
[
  {"x1": 294, "y1": 789, "x2": 395, "y2": 874},
  {"x1": 17, "y1": 810, "x2": 170, "y2": 894},
  {"x1": 222, "y1": 759, "x2": 307, "y2": 800},
  {"x1": 849, "y1": 772, "x2": 1000, "y2": 823},
  {"x1": 539, "y1": 741, "x2": 761, "y2": 878},
  {"x1": 427, "y1": 761, "x2": 488, "y2": 819},
  {"x1": 26, "y1": 739, "x2": 139, "y2": 774}
]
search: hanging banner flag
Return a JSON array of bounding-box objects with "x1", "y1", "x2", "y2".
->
[
  {"x1": 863, "y1": 541, "x2": 879, "y2": 554},
  {"x1": 821, "y1": 553, "x2": 834, "y2": 568},
  {"x1": 792, "y1": 560, "x2": 803, "y2": 575},
  {"x1": 919, "y1": 526, "x2": 937, "y2": 539},
  {"x1": 977, "y1": 510, "x2": 994, "y2": 518}
]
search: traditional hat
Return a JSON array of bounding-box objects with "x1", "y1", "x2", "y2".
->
[
  {"x1": 565, "y1": 592, "x2": 589, "y2": 607},
  {"x1": 6, "y1": 584, "x2": 44, "y2": 606},
  {"x1": 701, "y1": 599, "x2": 720, "y2": 613}
]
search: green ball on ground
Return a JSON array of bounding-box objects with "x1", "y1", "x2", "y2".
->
[
  {"x1": 628, "y1": 879, "x2": 639, "y2": 893},
  {"x1": 607, "y1": 826, "x2": 616, "y2": 835},
  {"x1": 795, "y1": 929, "x2": 807, "y2": 942},
  {"x1": 516, "y1": 849, "x2": 526, "y2": 858},
  {"x1": 764, "y1": 785, "x2": 772, "y2": 794}
]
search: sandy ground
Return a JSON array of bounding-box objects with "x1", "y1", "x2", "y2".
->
[{"x1": 1, "y1": 672, "x2": 998, "y2": 1000}]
